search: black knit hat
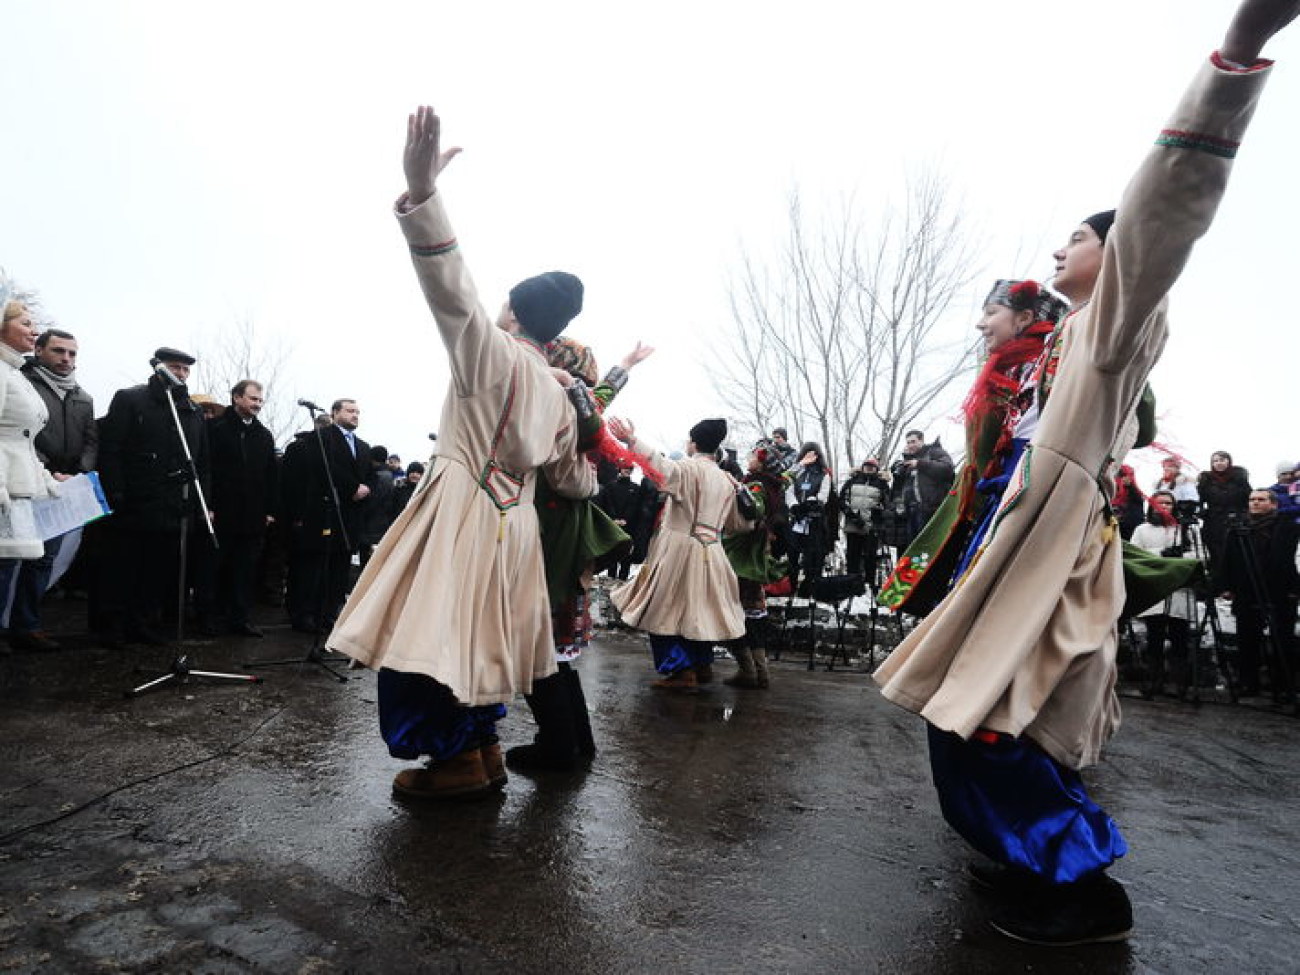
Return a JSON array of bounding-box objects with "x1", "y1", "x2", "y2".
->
[
  {"x1": 1083, "y1": 210, "x2": 1116, "y2": 244},
  {"x1": 509, "y1": 271, "x2": 584, "y2": 344},
  {"x1": 689, "y1": 418, "x2": 727, "y2": 454}
]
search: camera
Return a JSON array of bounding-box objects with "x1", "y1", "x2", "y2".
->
[{"x1": 1174, "y1": 499, "x2": 1201, "y2": 526}]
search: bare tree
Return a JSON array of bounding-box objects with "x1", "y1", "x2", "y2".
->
[
  {"x1": 190, "y1": 316, "x2": 296, "y2": 445},
  {"x1": 714, "y1": 172, "x2": 981, "y2": 476},
  {"x1": 3, "y1": 277, "x2": 58, "y2": 330}
]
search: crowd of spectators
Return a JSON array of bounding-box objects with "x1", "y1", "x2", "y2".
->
[
  {"x1": 0, "y1": 297, "x2": 429, "y2": 653},
  {"x1": 3, "y1": 280, "x2": 1297, "y2": 705}
]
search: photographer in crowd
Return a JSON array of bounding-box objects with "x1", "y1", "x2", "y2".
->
[
  {"x1": 785, "y1": 442, "x2": 833, "y2": 594},
  {"x1": 1130, "y1": 491, "x2": 1201, "y2": 699},
  {"x1": 840, "y1": 458, "x2": 889, "y2": 588},
  {"x1": 890, "y1": 429, "x2": 954, "y2": 548}
]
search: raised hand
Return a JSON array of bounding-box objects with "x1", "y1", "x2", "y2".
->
[
  {"x1": 619, "y1": 342, "x2": 656, "y2": 371},
  {"x1": 404, "y1": 106, "x2": 463, "y2": 207},
  {"x1": 1222, "y1": 0, "x2": 1300, "y2": 63},
  {"x1": 607, "y1": 416, "x2": 636, "y2": 444}
]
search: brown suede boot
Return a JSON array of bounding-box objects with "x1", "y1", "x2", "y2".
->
[
  {"x1": 724, "y1": 647, "x2": 760, "y2": 688},
  {"x1": 392, "y1": 748, "x2": 492, "y2": 800},
  {"x1": 651, "y1": 669, "x2": 698, "y2": 692},
  {"x1": 480, "y1": 741, "x2": 508, "y2": 789},
  {"x1": 752, "y1": 648, "x2": 771, "y2": 689}
]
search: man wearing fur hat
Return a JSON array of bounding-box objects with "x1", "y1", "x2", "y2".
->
[
  {"x1": 607, "y1": 416, "x2": 748, "y2": 691},
  {"x1": 329, "y1": 105, "x2": 597, "y2": 800}
]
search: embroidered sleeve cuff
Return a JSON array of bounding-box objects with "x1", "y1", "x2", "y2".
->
[
  {"x1": 396, "y1": 192, "x2": 460, "y2": 258},
  {"x1": 1211, "y1": 51, "x2": 1273, "y2": 73},
  {"x1": 601, "y1": 365, "x2": 629, "y2": 394}
]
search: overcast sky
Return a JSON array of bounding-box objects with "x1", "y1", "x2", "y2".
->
[{"x1": 3, "y1": 0, "x2": 1298, "y2": 490}]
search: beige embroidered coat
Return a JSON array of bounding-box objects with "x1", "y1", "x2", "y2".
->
[
  {"x1": 875, "y1": 59, "x2": 1271, "y2": 770},
  {"x1": 329, "y1": 194, "x2": 596, "y2": 705},
  {"x1": 611, "y1": 450, "x2": 747, "y2": 641}
]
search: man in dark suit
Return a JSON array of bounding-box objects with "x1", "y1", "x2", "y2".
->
[
  {"x1": 281, "y1": 398, "x2": 372, "y2": 632},
  {"x1": 1214, "y1": 488, "x2": 1300, "y2": 700},
  {"x1": 96, "y1": 346, "x2": 211, "y2": 646},
  {"x1": 201, "y1": 379, "x2": 279, "y2": 636}
]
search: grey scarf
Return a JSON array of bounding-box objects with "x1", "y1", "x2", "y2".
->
[{"x1": 29, "y1": 363, "x2": 79, "y2": 400}]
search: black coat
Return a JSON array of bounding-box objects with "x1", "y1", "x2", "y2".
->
[
  {"x1": 360, "y1": 466, "x2": 398, "y2": 545},
  {"x1": 891, "y1": 441, "x2": 955, "y2": 517},
  {"x1": 1197, "y1": 467, "x2": 1252, "y2": 554},
  {"x1": 596, "y1": 476, "x2": 643, "y2": 525},
  {"x1": 97, "y1": 375, "x2": 211, "y2": 532},
  {"x1": 1213, "y1": 514, "x2": 1300, "y2": 609},
  {"x1": 280, "y1": 425, "x2": 371, "y2": 552},
  {"x1": 207, "y1": 409, "x2": 279, "y2": 536}
]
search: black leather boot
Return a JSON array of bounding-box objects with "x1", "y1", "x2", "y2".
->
[
  {"x1": 506, "y1": 671, "x2": 580, "y2": 772},
  {"x1": 561, "y1": 663, "x2": 597, "y2": 759}
]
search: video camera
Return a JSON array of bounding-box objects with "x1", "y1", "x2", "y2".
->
[{"x1": 1174, "y1": 499, "x2": 1201, "y2": 527}]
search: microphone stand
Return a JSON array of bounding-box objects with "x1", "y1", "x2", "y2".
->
[
  {"x1": 246, "y1": 400, "x2": 351, "y2": 682},
  {"x1": 129, "y1": 367, "x2": 262, "y2": 696}
]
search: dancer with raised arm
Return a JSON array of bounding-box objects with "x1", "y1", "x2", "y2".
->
[
  {"x1": 330, "y1": 106, "x2": 597, "y2": 800},
  {"x1": 607, "y1": 416, "x2": 748, "y2": 691},
  {"x1": 875, "y1": 0, "x2": 1298, "y2": 944}
]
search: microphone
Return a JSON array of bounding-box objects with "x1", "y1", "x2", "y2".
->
[
  {"x1": 149, "y1": 358, "x2": 185, "y2": 387},
  {"x1": 297, "y1": 398, "x2": 323, "y2": 411}
]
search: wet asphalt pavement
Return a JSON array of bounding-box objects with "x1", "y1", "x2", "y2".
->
[{"x1": 2, "y1": 604, "x2": 1299, "y2": 974}]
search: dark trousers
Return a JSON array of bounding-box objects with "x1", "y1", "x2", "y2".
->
[
  {"x1": 1234, "y1": 598, "x2": 1299, "y2": 695},
  {"x1": 213, "y1": 532, "x2": 264, "y2": 628},
  {"x1": 1, "y1": 535, "x2": 64, "y2": 633},
  {"x1": 100, "y1": 524, "x2": 195, "y2": 637},
  {"x1": 844, "y1": 531, "x2": 880, "y2": 589},
  {"x1": 1142, "y1": 615, "x2": 1190, "y2": 694},
  {"x1": 787, "y1": 523, "x2": 826, "y2": 590},
  {"x1": 287, "y1": 544, "x2": 352, "y2": 628}
]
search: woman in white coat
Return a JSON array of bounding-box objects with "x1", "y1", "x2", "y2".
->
[{"x1": 0, "y1": 294, "x2": 61, "y2": 652}]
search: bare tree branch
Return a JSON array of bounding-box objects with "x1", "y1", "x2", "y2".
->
[
  {"x1": 713, "y1": 171, "x2": 981, "y2": 477},
  {"x1": 191, "y1": 316, "x2": 296, "y2": 445}
]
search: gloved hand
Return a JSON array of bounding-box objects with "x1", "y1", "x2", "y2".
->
[{"x1": 735, "y1": 485, "x2": 758, "y2": 522}]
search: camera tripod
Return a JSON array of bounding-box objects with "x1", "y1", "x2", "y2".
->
[
  {"x1": 1217, "y1": 519, "x2": 1297, "y2": 713},
  {"x1": 1166, "y1": 515, "x2": 1232, "y2": 704}
]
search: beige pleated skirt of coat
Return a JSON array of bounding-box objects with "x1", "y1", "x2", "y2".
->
[
  {"x1": 611, "y1": 451, "x2": 747, "y2": 642},
  {"x1": 328, "y1": 193, "x2": 596, "y2": 705},
  {"x1": 875, "y1": 58, "x2": 1270, "y2": 770}
]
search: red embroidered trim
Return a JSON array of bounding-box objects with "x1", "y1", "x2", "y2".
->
[
  {"x1": 1211, "y1": 51, "x2": 1273, "y2": 73},
  {"x1": 409, "y1": 238, "x2": 458, "y2": 257}
]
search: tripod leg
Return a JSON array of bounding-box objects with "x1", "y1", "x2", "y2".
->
[{"x1": 187, "y1": 669, "x2": 264, "y2": 684}]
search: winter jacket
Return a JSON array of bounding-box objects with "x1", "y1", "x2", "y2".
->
[{"x1": 21, "y1": 362, "x2": 97, "y2": 474}]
